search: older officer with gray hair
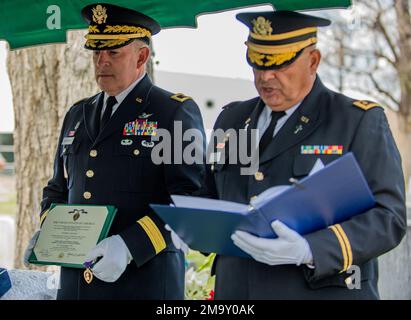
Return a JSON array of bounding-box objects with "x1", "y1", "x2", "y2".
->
[{"x1": 168, "y1": 10, "x2": 406, "y2": 299}]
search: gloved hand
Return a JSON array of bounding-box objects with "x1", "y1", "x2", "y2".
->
[
  {"x1": 165, "y1": 224, "x2": 189, "y2": 254},
  {"x1": 84, "y1": 235, "x2": 132, "y2": 283},
  {"x1": 231, "y1": 220, "x2": 313, "y2": 266},
  {"x1": 23, "y1": 230, "x2": 40, "y2": 268}
]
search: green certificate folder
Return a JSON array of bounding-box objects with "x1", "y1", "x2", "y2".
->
[{"x1": 29, "y1": 203, "x2": 117, "y2": 269}]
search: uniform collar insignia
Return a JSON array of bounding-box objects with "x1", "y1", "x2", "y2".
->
[
  {"x1": 244, "y1": 118, "x2": 251, "y2": 130},
  {"x1": 294, "y1": 124, "x2": 303, "y2": 134}
]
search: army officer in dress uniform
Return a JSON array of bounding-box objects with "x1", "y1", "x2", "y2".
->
[
  {"x1": 24, "y1": 3, "x2": 205, "y2": 299},
  {"x1": 201, "y1": 11, "x2": 407, "y2": 299}
]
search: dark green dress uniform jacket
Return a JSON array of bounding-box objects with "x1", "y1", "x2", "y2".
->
[
  {"x1": 205, "y1": 76, "x2": 406, "y2": 299},
  {"x1": 40, "y1": 75, "x2": 206, "y2": 299}
]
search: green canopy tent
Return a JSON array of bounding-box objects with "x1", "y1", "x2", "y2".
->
[{"x1": 0, "y1": 0, "x2": 351, "y2": 49}]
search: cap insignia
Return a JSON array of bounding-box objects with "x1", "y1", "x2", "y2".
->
[
  {"x1": 92, "y1": 5, "x2": 108, "y2": 25},
  {"x1": 252, "y1": 17, "x2": 273, "y2": 36}
]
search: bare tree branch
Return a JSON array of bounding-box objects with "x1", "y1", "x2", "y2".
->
[
  {"x1": 375, "y1": 11, "x2": 400, "y2": 63},
  {"x1": 374, "y1": 50, "x2": 397, "y2": 69},
  {"x1": 369, "y1": 72, "x2": 401, "y2": 107},
  {"x1": 346, "y1": 85, "x2": 398, "y2": 111}
]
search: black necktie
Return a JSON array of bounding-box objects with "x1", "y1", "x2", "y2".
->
[
  {"x1": 259, "y1": 111, "x2": 286, "y2": 156},
  {"x1": 100, "y1": 96, "x2": 117, "y2": 132}
]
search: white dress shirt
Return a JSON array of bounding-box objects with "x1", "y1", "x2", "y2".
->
[
  {"x1": 100, "y1": 73, "x2": 146, "y2": 119},
  {"x1": 256, "y1": 101, "x2": 302, "y2": 141}
]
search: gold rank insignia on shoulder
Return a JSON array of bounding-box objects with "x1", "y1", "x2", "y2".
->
[
  {"x1": 353, "y1": 100, "x2": 381, "y2": 111},
  {"x1": 171, "y1": 93, "x2": 192, "y2": 103}
]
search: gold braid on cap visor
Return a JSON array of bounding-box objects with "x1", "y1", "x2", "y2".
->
[
  {"x1": 245, "y1": 37, "x2": 317, "y2": 54},
  {"x1": 87, "y1": 25, "x2": 152, "y2": 37},
  {"x1": 85, "y1": 25, "x2": 152, "y2": 49},
  {"x1": 85, "y1": 25, "x2": 152, "y2": 40},
  {"x1": 248, "y1": 49, "x2": 297, "y2": 67},
  {"x1": 85, "y1": 38, "x2": 131, "y2": 49},
  {"x1": 245, "y1": 37, "x2": 317, "y2": 67}
]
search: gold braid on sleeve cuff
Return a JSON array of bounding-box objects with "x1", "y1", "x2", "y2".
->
[
  {"x1": 137, "y1": 216, "x2": 166, "y2": 254},
  {"x1": 329, "y1": 224, "x2": 353, "y2": 273}
]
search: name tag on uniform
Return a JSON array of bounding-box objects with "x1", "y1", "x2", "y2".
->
[{"x1": 62, "y1": 137, "x2": 75, "y2": 145}]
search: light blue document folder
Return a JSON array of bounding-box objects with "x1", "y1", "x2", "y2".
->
[{"x1": 150, "y1": 153, "x2": 376, "y2": 258}]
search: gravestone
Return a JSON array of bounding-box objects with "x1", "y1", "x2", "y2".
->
[
  {"x1": 0, "y1": 215, "x2": 15, "y2": 269},
  {"x1": 378, "y1": 225, "x2": 411, "y2": 299},
  {"x1": 0, "y1": 270, "x2": 58, "y2": 300}
]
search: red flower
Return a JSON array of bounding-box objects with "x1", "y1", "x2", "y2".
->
[{"x1": 206, "y1": 290, "x2": 215, "y2": 300}]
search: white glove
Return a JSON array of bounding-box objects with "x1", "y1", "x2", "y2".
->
[
  {"x1": 231, "y1": 220, "x2": 313, "y2": 266},
  {"x1": 165, "y1": 224, "x2": 189, "y2": 254},
  {"x1": 84, "y1": 235, "x2": 132, "y2": 283},
  {"x1": 23, "y1": 230, "x2": 40, "y2": 268}
]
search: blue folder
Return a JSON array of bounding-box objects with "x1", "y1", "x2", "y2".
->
[
  {"x1": 0, "y1": 268, "x2": 11, "y2": 298},
  {"x1": 150, "y1": 153, "x2": 376, "y2": 258}
]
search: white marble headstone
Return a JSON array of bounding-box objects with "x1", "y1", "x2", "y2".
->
[
  {"x1": 0, "y1": 270, "x2": 58, "y2": 300},
  {"x1": 0, "y1": 215, "x2": 15, "y2": 269}
]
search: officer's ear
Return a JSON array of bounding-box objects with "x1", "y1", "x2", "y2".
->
[
  {"x1": 136, "y1": 45, "x2": 150, "y2": 69},
  {"x1": 308, "y1": 48, "x2": 321, "y2": 75}
]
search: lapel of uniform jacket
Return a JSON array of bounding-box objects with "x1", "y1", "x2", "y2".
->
[
  {"x1": 259, "y1": 76, "x2": 327, "y2": 165},
  {"x1": 83, "y1": 93, "x2": 104, "y2": 142},
  {"x1": 212, "y1": 98, "x2": 260, "y2": 166},
  {"x1": 95, "y1": 74, "x2": 154, "y2": 145},
  {"x1": 225, "y1": 98, "x2": 262, "y2": 164},
  {"x1": 245, "y1": 98, "x2": 265, "y2": 160}
]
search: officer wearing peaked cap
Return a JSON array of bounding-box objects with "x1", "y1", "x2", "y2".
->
[
  {"x1": 237, "y1": 10, "x2": 330, "y2": 70},
  {"x1": 199, "y1": 10, "x2": 406, "y2": 299},
  {"x1": 23, "y1": 3, "x2": 206, "y2": 300},
  {"x1": 81, "y1": 2, "x2": 161, "y2": 49}
]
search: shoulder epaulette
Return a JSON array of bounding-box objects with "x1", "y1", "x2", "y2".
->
[
  {"x1": 352, "y1": 100, "x2": 381, "y2": 111},
  {"x1": 170, "y1": 93, "x2": 192, "y2": 103},
  {"x1": 73, "y1": 98, "x2": 87, "y2": 106},
  {"x1": 222, "y1": 101, "x2": 238, "y2": 110}
]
